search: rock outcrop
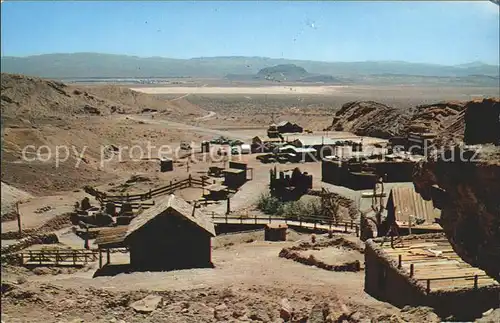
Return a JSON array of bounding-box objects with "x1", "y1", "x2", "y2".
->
[
  {"x1": 327, "y1": 101, "x2": 410, "y2": 139},
  {"x1": 413, "y1": 97, "x2": 500, "y2": 280}
]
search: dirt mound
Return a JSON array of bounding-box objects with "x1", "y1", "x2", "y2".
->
[
  {"x1": 1, "y1": 182, "x2": 33, "y2": 220},
  {"x1": 327, "y1": 101, "x2": 410, "y2": 139}
]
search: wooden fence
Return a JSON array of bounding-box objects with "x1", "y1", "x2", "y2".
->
[
  {"x1": 95, "y1": 175, "x2": 208, "y2": 203},
  {"x1": 397, "y1": 256, "x2": 496, "y2": 293},
  {"x1": 18, "y1": 249, "x2": 99, "y2": 266},
  {"x1": 211, "y1": 213, "x2": 359, "y2": 235}
]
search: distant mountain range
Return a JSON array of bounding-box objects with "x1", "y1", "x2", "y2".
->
[{"x1": 1, "y1": 53, "x2": 499, "y2": 82}]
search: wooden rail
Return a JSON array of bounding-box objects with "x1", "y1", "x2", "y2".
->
[
  {"x1": 211, "y1": 213, "x2": 359, "y2": 235},
  {"x1": 18, "y1": 249, "x2": 99, "y2": 267},
  {"x1": 397, "y1": 254, "x2": 497, "y2": 293},
  {"x1": 95, "y1": 175, "x2": 209, "y2": 203}
]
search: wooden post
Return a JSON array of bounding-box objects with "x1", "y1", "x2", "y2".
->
[
  {"x1": 84, "y1": 227, "x2": 90, "y2": 250},
  {"x1": 226, "y1": 198, "x2": 230, "y2": 215},
  {"x1": 344, "y1": 222, "x2": 348, "y2": 233},
  {"x1": 474, "y1": 275, "x2": 478, "y2": 289},
  {"x1": 16, "y1": 202, "x2": 22, "y2": 236},
  {"x1": 426, "y1": 279, "x2": 431, "y2": 294},
  {"x1": 350, "y1": 220, "x2": 353, "y2": 229},
  {"x1": 73, "y1": 252, "x2": 77, "y2": 266},
  {"x1": 188, "y1": 174, "x2": 192, "y2": 186},
  {"x1": 269, "y1": 214, "x2": 271, "y2": 224},
  {"x1": 398, "y1": 255, "x2": 402, "y2": 268},
  {"x1": 39, "y1": 251, "x2": 43, "y2": 265},
  {"x1": 410, "y1": 264, "x2": 414, "y2": 277},
  {"x1": 314, "y1": 222, "x2": 317, "y2": 230},
  {"x1": 355, "y1": 225, "x2": 359, "y2": 237},
  {"x1": 106, "y1": 249, "x2": 110, "y2": 264},
  {"x1": 55, "y1": 250, "x2": 59, "y2": 266},
  {"x1": 99, "y1": 249, "x2": 102, "y2": 268}
]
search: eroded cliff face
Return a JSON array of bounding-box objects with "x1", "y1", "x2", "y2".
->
[
  {"x1": 414, "y1": 146, "x2": 500, "y2": 280},
  {"x1": 413, "y1": 97, "x2": 500, "y2": 280}
]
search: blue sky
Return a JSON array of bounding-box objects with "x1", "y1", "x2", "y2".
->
[{"x1": 1, "y1": 1, "x2": 499, "y2": 65}]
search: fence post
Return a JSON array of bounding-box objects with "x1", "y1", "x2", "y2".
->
[
  {"x1": 410, "y1": 264, "x2": 414, "y2": 277},
  {"x1": 99, "y1": 249, "x2": 102, "y2": 268},
  {"x1": 39, "y1": 250, "x2": 43, "y2": 265},
  {"x1": 107, "y1": 249, "x2": 111, "y2": 264},
  {"x1": 398, "y1": 255, "x2": 402, "y2": 269},
  {"x1": 426, "y1": 279, "x2": 431, "y2": 294},
  {"x1": 355, "y1": 225, "x2": 359, "y2": 237},
  {"x1": 350, "y1": 220, "x2": 353, "y2": 229},
  {"x1": 344, "y1": 223, "x2": 348, "y2": 233},
  {"x1": 474, "y1": 275, "x2": 478, "y2": 289},
  {"x1": 269, "y1": 214, "x2": 271, "y2": 224},
  {"x1": 314, "y1": 222, "x2": 317, "y2": 230},
  {"x1": 188, "y1": 174, "x2": 192, "y2": 187},
  {"x1": 55, "y1": 250, "x2": 59, "y2": 266},
  {"x1": 73, "y1": 252, "x2": 77, "y2": 266}
]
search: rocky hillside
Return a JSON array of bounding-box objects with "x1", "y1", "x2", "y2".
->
[
  {"x1": 328, "y1": 98, "x2": 500, "y2": 142},
  {"x1": 413, "y1": 99, "x2": 500, "y2": 280},
  {"x1": 0, "y1": 73, "x2": 206, "y2": 124},
  {"x1": 408, "y1": 101, "x2": 466, "y2": 134},
  {"x1": 327, "y1": 101, "x2": 410, "y2": 139}
]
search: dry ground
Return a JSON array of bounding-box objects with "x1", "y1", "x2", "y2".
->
[
  {"x1": 2, "y1": 82, "x2": 498, "y2": 322},
  {"x1": 2, "y1": 233, "x2": 404, "y2": 323}
]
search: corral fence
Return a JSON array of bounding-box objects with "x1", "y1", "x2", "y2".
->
[
  {"x1": 89, "y1": 175, "x2": 209, "y2": 204},
  {"x1": 18, "y1": 249, "x2": 99, "y2": 267}
]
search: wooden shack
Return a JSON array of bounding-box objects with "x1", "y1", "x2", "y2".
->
[
  {"x1": 265, "y1": 223, "x2": 288, "y2": 241},
  {"x1": 386, "y1": 186, "x2": 441, "y2": 232},
  {"x1": 96, "y1": 194, "x2": 216, "y2": 271},
  {"x1": 223, "y1": 168, "x2": 246, "y2": 189},
  {"x1": 276, "y1": 121, "x2": 303, "y2": 134},
  {"x1": 160, "y1": 158, "x2": 173, "y2": 172}
]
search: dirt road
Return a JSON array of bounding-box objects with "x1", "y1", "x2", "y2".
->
[{"x1": 123, "y1": 115, "x2": 251, "y2": 140}]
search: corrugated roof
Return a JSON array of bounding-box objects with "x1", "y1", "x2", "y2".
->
[
  {"x1": 125, "y1": 195, "x2": 216, "y2": 239},
  {"x1": 95, "y1": 226, "x2": 128, "y2": 248},
  {"x1": 389, "y1": 186, "x2": 440, "y2": 224}
]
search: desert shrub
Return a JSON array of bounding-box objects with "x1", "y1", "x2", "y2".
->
[{"x1": 257, "y1": 193, "x2": 284, "y2": 215}]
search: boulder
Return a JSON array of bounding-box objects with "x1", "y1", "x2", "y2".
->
[{"x1": 130, "y1": 295, "x2": 163, "y2": 313}]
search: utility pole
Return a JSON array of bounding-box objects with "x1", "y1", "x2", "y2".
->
[{"x1": 16, "y1": 202, "x2": 22, "y2": 236}]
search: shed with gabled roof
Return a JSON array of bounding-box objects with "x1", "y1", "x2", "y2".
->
[{"x1": 96, "y1": 194, "x2": 216, "y2": 271}]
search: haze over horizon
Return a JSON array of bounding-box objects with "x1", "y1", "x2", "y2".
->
[{"x1": 1, "y1": 1, "x2": 499, "y2": 66}]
